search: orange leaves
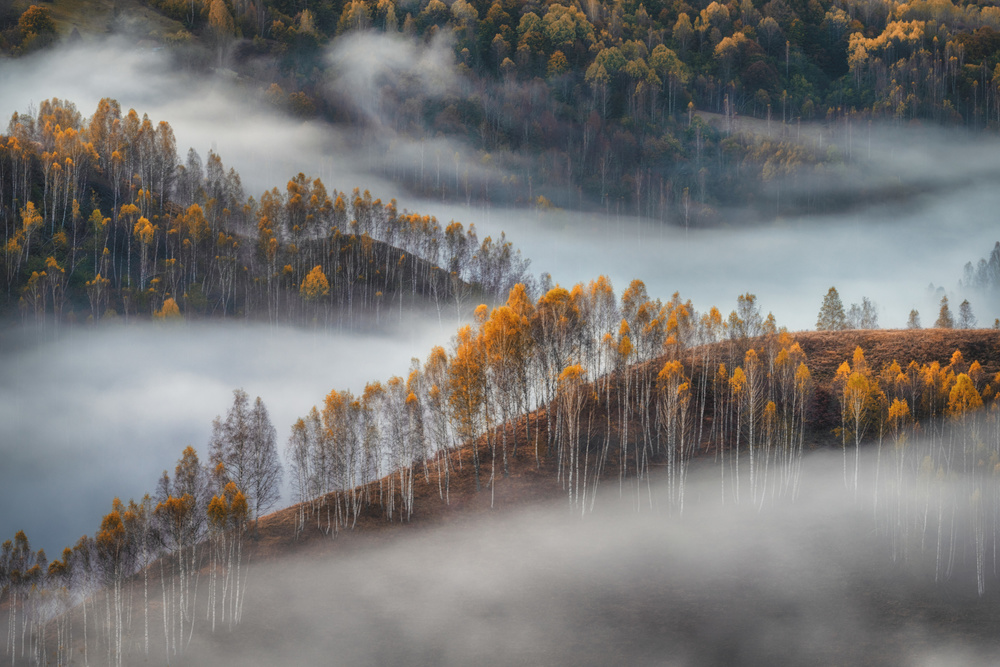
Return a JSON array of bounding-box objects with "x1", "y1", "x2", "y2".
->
[
  {"x1": 208, "y1": 482, "x2": 248, "y2": 533},
  {"x1": 155, "y1": 493, "x2": 196, "y2": 547},
  {"x1": 794, "y1": 362, "x2": 812, "y2": 393},
  {"x1": 207, "y1": 494, "x2": 228, "y2": 529},
  {"x1": 133, "y1": 216, "x2": 155, "y2": 245},
  {"x1": 300, "y1": 265, "x2": 330, "y2": 300},
  {"x1": 20, "y1": 201, "x2": 42, "y2": 233},
  {"x1": 948, "y1": 373, "x2": 983, "y2": 418},
  {"x1": 729, "y1": 366, "x2": 747, "y2": 396},
  {"x1": 558, "y1": 363, "x2": 586, "y2": 387},
  {"x1": 154, "y1": 297, "x2": 182, "y2": 320},
  {"x1": 448, "y1": 324, "x2": 486, "y2": 440},
  {"x1": 657, "y1": 360, "x2": 689, "y2": 405},
  {"x1": 657, "y1": 359, "x2": 685, "y2": 389},
  {"x1": 887, "y1": 398, "x2": 911, "y2": 442}
]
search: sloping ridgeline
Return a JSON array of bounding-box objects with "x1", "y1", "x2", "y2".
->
[{"x1": 0, "y1": 98, "x2": 530, "y2": 329}]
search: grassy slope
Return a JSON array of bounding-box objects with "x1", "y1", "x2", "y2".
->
[
  {"x1": 5, "y1": 329, "x2": 1000, "y2": 662},
  {"x1": 254, "y1": 328, "x2": 1000, "y2": 560}
]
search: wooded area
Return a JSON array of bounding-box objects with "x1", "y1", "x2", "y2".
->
[
  {"x1": 5, "y1": 279, "x2": 1000, "y2": 664},
  {"x1": 0, "y1": 98, "x2": 530, "y2": 325}
]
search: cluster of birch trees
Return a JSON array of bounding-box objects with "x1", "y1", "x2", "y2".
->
[
  {"x1": 285, "y1": 277, "x2": 816, "y2": 535},
  {"x1": 0, "y1": 389, "x2": 281, "y2": 665},
  {"x1": 828, "y1": 345, "x2": 1000, "y2": 596},
  {"x1": 8, "y1": 277, "x2": 1000, "y2": 664},
  {"x1": 1, "y1": 97, "x2": 529, "y2": 327}
]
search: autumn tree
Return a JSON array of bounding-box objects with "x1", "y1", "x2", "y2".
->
[
  {"x1": 835, "y1": 346, "x2": 884, "y2": 493},
  {"x1": 154, "y1": 297, "x2": 182, "y2": 320},
  {"x1": 483, "y1": 300, "x2": 532, "y2": 478},
  {"x1": 958, "y1": 299, "x2": 976, "y2": 329},
  {"x1": 557, "y1": 364, "x2": 588, "y2": 510},
  {"x1": 657, "y1": 359, "x2": 691, "y2": 509},
  {"x1": 206, "y1": 481, "x2": 249, "y2": 631},
  {"x1": 96, "y1": 499, "x2": 138, "y2": 667},
  {"x1": 935, "y1": 296, "x2": 954, "y2": 328},
  {"x1": 18, "y1": 6, "x2": 55, "y2": 43},
  {"x1": 208, "y1": 0, "x2": 235, "y2": 66},
  {"x1": 448, "y1": 324, "x2": 486, "y2": 490},
  {"x1": 210, "y1": 389, "x2": 283, "y2": 528}
]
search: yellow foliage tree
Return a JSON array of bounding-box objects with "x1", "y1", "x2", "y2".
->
[
  {"x1": 154, "y1": 297, "x2": 182, "y2": 320},
  {"x1": 299, "y1": 265, "x2": 330, "y2": 300}
]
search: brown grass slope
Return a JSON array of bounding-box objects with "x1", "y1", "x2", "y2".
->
[
  {"x1": 252, "y1": 328, "x2": 1000, "y2": 560},
  {"x1": 792, "y1": 328, "x2": 1000, "y2": 431},
  {"x1": 6, "y1": 329, "x2": 1000, "y2": 665}
]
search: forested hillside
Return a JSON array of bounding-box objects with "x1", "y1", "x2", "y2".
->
[
  {"x1": 0, "y1": 98, "x2": 530, "y2": 325},
  {"x1": 5, "y1": 272, "x2": 1000, "y2": 663},
  {"x1": 5, "y1": 0, "x2": 1000, "y2": 222}
]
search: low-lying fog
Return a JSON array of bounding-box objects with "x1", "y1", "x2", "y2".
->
[
  {"x1": 172, "y1": 452, "x2": 1000, "y2": 666},
  {"x1": 3, "y1": 37, "x2": 998, "y2": 331},
  {"x1": 0, "y1": 320, "x2": 451, "y2": 555}
]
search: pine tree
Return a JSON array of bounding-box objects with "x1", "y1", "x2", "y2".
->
[
  {"x1": 816, "y1": 287, "x2": 847, "y2": 330},
  {"x1": 907, "y1": 309, "x2": 921, "y2": 329}
]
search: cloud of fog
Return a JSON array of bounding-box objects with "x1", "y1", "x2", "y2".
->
[
  {"x1": 169, "y1": 453, "x2": 1000, "y2": 666},
  {"x1": 0, "y1": 319, "x2": 452, "y2": 556},
  {"x1": 325, "y1": 31, "x2": 459, "y2": 129},
  {"x1": 393, "y1": 181, "x2": 999, "y2": 331},
  {"x1": 0, "y1": 37, "x2": 386, "y2": 198},
  {"x1": 322, "y1": 31, "x2": 517, "y2": 195}
]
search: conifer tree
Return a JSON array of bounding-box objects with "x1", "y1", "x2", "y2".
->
[{"x1": 816, "y1": 287, "x2": 847, "y2": 330}]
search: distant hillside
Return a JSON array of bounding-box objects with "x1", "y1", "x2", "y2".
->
[
  {"x1": 10, "y1": 0, "x2": 1000, "y2": 223},
  {"x1": 0, "y1": 98, "x2": 529, "y2": 328}
]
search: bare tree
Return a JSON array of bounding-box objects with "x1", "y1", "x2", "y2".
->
[{"x1": 210, "y1": 390, "x2": 283, "y2": 528}]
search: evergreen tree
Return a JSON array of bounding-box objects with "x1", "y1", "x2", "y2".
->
[
  {"x1": 907, "y1": 309, "x2": 921, "y2": 329},
  {"x1": 816, "y1": 287, "x2": 846, "y2": 330}
]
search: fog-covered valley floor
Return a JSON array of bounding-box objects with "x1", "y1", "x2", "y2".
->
[{"x1": 170, "y1": 452, "x2": 1000, "y2": 667}]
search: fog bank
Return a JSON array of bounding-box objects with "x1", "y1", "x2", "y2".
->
[{"x1": 173, "y1": 453, "x2": 1000, "y2": 666}]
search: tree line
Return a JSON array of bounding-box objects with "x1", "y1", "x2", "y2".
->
[
  {"x1": 8, "y1": 276, "x2": 1000, "y2": 662},
  {"x1": 0, "y1": 97, "x2": 531, "y2": 328},
  {"x1": 0, "y1": 389, "x2": 281, "y2": 666}
]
